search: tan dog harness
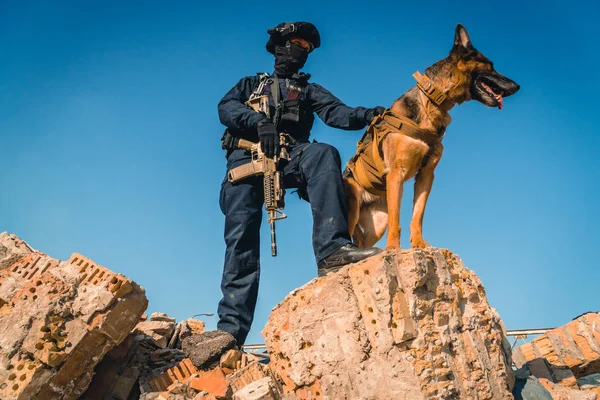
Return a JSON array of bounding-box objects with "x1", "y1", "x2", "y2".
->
[
  {"x1": 346, "y1": 72, "x2": 451, "y2": 197},
  {"x1": 347, "y1": 109, "x2": 442, "y2": 197}
]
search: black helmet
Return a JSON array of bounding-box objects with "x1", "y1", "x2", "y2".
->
[{"x1": 266, "y1": 22, "x2": 321, "y2": 54}]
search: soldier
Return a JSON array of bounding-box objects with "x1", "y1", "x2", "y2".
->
[{"x1": 217, "y1": 22, "x2": 384, "y2": 346}]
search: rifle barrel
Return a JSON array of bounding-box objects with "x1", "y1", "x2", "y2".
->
[{"x1": 270, "y1": 219, "x2": 277, "y2": 256}]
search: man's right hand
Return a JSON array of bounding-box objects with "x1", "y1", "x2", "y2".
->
[
  {"x1": 365, "y1": 106, "x2": 386, "y2": 125},
  {"x1": 257, "y1": 119, "x2": 279, "y2": 158}
]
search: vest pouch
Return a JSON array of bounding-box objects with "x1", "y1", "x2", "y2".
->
[
  {"x1": 279, "y1": 98, "x2": 314, "y2": 141},
  {"x1": 280, "y1": 99, "x2": 301, "y2": 124}
]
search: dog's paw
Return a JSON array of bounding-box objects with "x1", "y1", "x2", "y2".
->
[{"x1": 411, "y1": 239, "x2": 430, "y2": 249}]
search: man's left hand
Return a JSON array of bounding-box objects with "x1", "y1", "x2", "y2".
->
[{"x1": 365, "y1": 106, "x2": 386, "y2": 125}]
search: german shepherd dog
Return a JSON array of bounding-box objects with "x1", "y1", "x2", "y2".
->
[{"x1": 345, "y1": 24, "x2": 520, "y2": 250}]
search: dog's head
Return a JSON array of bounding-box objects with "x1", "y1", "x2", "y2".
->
[{"x1": 430, "y1": 24, "x2": 520, "y2": 109}]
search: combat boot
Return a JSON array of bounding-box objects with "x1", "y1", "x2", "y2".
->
[{"x1": 317, "y1": 244, "x2": 382, "y2": 277}]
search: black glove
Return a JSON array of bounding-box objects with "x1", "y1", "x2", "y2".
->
[
  {"x1": 365, "y1": 106, "x2": 386, "y2": 125},
  {"x1": 257, "y1": 119, "x2": 279, "y2": 158}
]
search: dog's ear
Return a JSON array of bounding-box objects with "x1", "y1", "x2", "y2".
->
[{"x1": 453, "y1": 24, "x2": 474, "y2": 51}]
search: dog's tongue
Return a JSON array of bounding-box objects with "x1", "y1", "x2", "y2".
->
[{"x1": 495, "y1": 93, "x2": 504, "y2": 110}]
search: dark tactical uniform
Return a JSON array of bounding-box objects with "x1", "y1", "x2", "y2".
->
[{"x1": 216, "y1": 22, "x2": 382, "y2": 345}]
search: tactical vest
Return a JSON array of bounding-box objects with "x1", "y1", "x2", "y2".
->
[{"x1": 256, "y1": 73, "x2": 314, "y2": 142}]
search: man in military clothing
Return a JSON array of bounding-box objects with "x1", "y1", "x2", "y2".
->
[{"x1": 217, "y1": 22, "x2": 385, "y2": 345}]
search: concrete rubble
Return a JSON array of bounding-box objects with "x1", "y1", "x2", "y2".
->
[
  {"x1": 135, "y1": 313, "x2": 177, "y2": 349},
  {"x1": 1, "y1": 231, "x2": 599, "y2": 399},
  {"x1": 182, "y1": 331, "x2": 237, "y2": 370},
  {"x1": 264, "y1": 248, "x2": 515, "y2": 399},
  {"x1": 0, "y1": 232, "x2": 147, "y2": 400},
  {"x1": 512, "y1": 312, "x2": 600, "y2": 399},
  {"x1": 169, "y1": 318, "x2": 206, "y2": 349}
]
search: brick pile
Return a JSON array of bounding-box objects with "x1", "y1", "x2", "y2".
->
[
  {"x1": 0, "y1": 232, "x2": 148, "y2": 400},
  {"x1": 135, "y1": 350, "x2": 278, "y2": 400},
  {"x1": 5, "y1": 230, "x2": 599, "y2": 399},
  {"x1": 0, "y1": 232, "x2": 279, "y2": 400},
  {"x1": 135, "y1": 312, "x2": 177, "y2": 348},
  {"x1": 513, "y1": 312, "x2": 600, "y2": 398}
]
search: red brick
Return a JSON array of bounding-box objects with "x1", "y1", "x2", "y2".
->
[
  {"x1": 546, "y1": 327, "x2": 583, "y2": 368},
  {"x1": 148, "y1": 358, "x2": 199, "y2": 392},
  {"x1": 581, "y1": 313, "x2": 600, "y2": 346},
  {"x1": 188, "y1": 367, "x2": 230, "y2": 399},
  {"x1": 564, "y1": 319, "x2": 600, "y2": 362},
  {"x1": 68, "y1": 253, "x2": 133, "y2": 298},
  {"x1": 533, "y1": 336, "x2": 560, "y2": 365}
]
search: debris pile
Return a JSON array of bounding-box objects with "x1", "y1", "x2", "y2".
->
[
  {"x1": 2, "y1": 231, "x2": 599, "y2": 400},
  {"x1": 131, "y1": 332, "x2": 278, "y2": 399},
  {"x1": 135, "y1": 312, "x2": 177, "y2": 349},
  {"x1": 81, "y1": 311, "x2": 279, "y2": 399},
  {"x1": 0, "y1": 233, "x2": 147, "y2": 399},
  {"x1": 512, "y1": 312, "x2": 600, "y2": 399}
]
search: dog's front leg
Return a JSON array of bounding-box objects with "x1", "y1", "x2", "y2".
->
[
  {"x1": 385, "y1": 163, "x2": 405, "y2": 249},
  {"x1": 410, "y1": 145, "x2": 443, "y2": 248}
]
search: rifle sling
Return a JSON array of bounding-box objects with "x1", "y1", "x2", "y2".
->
[{"x1": 271, "y1": 73, "x2": 281, "y2": 127}]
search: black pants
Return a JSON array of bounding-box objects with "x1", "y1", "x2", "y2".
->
[{"x1": 217, "y1": 142, "x2": 352, "y2": 344}]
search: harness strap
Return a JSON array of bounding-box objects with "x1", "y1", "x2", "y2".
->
[
  {"x1": 271, "y1": 74, "x2": 280, "y2": 106},
  {"x1": 348, "y1": 121, "x2": 388, "y2": 196},
  {"x1": 376, "y1": 110, "x2": 442, "y2": 146},
  {"x1": 271, "y1": 74, "x2": 283, "y2": 129},
  {"x1": 413, "y1": 71, "x2": 455, "y2": 111}
]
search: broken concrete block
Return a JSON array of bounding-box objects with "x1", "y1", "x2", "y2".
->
[
  {"x1": 512, "y1": 368, "x2": 554, "y2": 400},
  {"x1": 263, "y1": 248, "x2": 515, "y2": 400},
  {"x1": 169, "y1": 318, "x2": 206, "y2": 349},
  {"x1": 151, "y1": 312, "x2": 176, "y2": 324},
  {"x1": 220, "y1": 349, "x2": 243, "y2": 370},
  {"x1": 539, "y1": 378, "x2": 597, "y2": 400},
  {"x1": 0, "y1": 241, "x2": 148, "y2": 400},
  {"x1": 136, "y1": 320, "x2": 176, "y2": 348},
  {"x1": 0, "y1": 232, "x2": 34, "y2": 271},
  {"x1": 514, "y1": 312, "x2": 600, "y2": 380},
  {"x1": 227, "y1": 362, "x2": 270, "y2": 394},
  {"x1": 182, "y1": 331, "x2": 236, "y2": 370},
  {"x1": 233, "y1": 376, "x2": 279, "y2": 400}
]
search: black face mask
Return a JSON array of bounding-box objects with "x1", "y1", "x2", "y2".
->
[{"x1": 273, "y1": 43, "x2": 309, "y2": 77}]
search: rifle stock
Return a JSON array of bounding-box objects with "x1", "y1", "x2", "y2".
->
[{"x1": 235, "y1": 138, "x2": 257, "y2": 151}]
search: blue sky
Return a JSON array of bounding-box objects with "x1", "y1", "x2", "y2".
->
[{"x1": 1, "y1": 1, "x2": 598, "y2": 345}]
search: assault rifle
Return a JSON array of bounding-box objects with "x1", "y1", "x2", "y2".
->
[
  {"x1": 226, "y1": 80, "x2": 288, "y2": 256},
  {"x1": 227, "y1": 138, "x2": 287, "y2": 256}
]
